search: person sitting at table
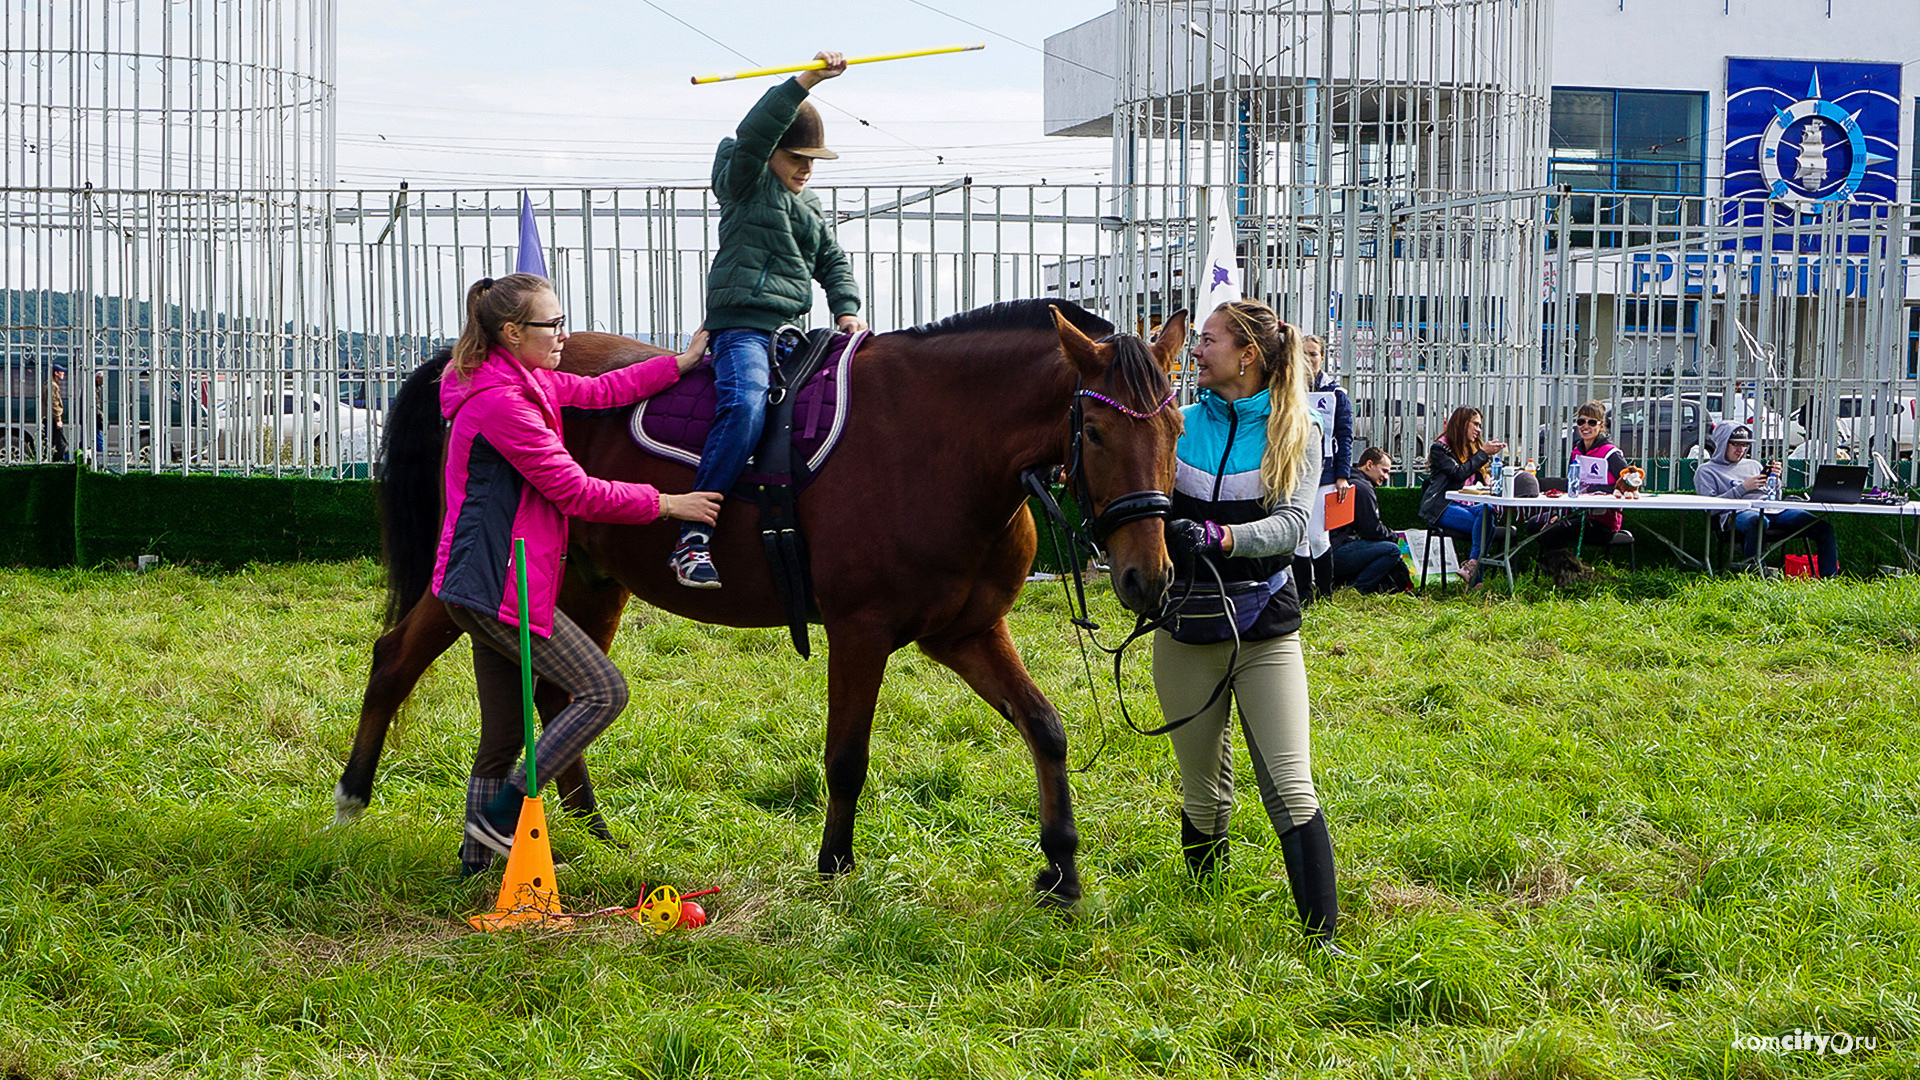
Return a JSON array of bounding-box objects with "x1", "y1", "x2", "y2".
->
[
  {"x1": 1537, "y1": 400, "x2": 1630, "y2": 554},
  {"x1": 1419, "y1": 406, "x2": 1505, "y2": 583},
  {"x1": 1328, "y1": 447, "x2": 1411, "y2": 594},
  {"x1": 1693, "y1": 420, "x2": 1839, "y2": 578}
]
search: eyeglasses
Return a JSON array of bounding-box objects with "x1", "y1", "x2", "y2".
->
[
  {"x1": 521, "y1": 316, "x2": 566, "y2": 331},
  {"x1": 1574, "y1": 418, "x2": 1600, "y2": 427}
]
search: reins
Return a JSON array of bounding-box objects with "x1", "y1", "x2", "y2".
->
[
  {"x1": 1024, "y1": 470, "x2": 1242, "y2": 741},
  {"x1": 1023, "y1": 375, "x2": 1243, "y2": 757}
]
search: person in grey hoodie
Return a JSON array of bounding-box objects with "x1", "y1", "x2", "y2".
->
[{"x1": 1693, "y1": 420, "x2": 1838, "y2": 577}]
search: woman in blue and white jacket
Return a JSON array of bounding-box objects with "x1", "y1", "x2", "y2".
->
[{"x1": 1157, "y1": 299, "x2": 1339, "y2": 946}]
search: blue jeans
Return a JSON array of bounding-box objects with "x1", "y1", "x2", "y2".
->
[
  {"x1": 1730, "y1": 508, "x2": 1839, "y2": 578},
  {"x1": 1329, "y1": 540, "x2": 1408, "y2": 593},
  {"x1": 690, "y1": 328, "x2": 779, "y2": 515},
  {"x1": 1435, "y1": 502, "x2": 1487, "y2": 560}
]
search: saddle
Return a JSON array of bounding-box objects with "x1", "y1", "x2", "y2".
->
[{"x1": 630, "y1": 327, "x2": 865, "y2": 658}]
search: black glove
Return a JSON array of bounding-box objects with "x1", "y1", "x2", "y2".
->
[{"x1": 1165, "y1": 518, "x2": 1206, "y2": 565}]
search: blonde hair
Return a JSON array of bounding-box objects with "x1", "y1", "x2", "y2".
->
[
  {"x1": 1214, "y1": 299, "x2": 1311, "y2": 505},
  {"x1": 451, "y1": 273, "x2": 552, "y2": 379}
]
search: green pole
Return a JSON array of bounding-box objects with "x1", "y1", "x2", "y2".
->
[{"x1": 514, "y1": 537, "x2": 538, "y2": 798}]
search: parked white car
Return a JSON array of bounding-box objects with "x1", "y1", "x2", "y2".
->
[
  {"x1": 1680, "y1": 391, "x2": 1806, "y2": 450},
  {"x1": 1794, "y1": 394, "x2": 1916, "y2": 461},
  {"x1": 207, "y1": 383, "x2": 376, "y2": 467}
]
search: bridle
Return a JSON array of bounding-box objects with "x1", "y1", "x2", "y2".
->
[
  {"x1": 1023, "y1": 374, "x2": 1237, "y2": 744},
  {"x1": 1067, "y1": 383, "x2": 1178, "y2": 544},
  {"x1": 1022, "y1": 378, "x2": 1175, "y2": 630}
]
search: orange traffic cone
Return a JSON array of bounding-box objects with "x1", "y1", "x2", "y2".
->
[{"x1": 467, "y1": 796, "x2": 560, "y2": 932}]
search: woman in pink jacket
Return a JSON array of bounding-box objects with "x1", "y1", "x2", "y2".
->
[{"x1": 435, "y1": 273, "x2": 721, "y2": 870}]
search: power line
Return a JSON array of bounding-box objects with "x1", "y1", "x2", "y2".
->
[
  {"x1": 901, "y1": 0, "x2": 1113, "y2": 80},
  {"x1": 634, "y1": 0, "x2": 756, "y2": 64}
]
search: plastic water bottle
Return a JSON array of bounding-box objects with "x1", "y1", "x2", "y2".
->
[
  {"x1": 1488, "y1": 456, "x2": 1505, "y2": 497},
  {"x1": 1761, "y1": 467, "x2": 1780, "y2": 501}
]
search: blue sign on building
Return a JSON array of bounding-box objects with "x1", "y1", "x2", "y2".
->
[{"x1": 1722, "y1": 58, "x2": 1900, "y2": 249}]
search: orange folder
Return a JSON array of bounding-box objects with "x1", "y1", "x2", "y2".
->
[{"x1": 1324, "y1": 489, "x2": 1356, "y2": 530}]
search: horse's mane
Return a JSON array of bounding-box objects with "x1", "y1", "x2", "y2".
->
[
  {"x1": 895, "y1": 298, "x2": 1112, "y2": 341},
  {"x1": 891, "y1": 298, "x2": 1169, "y2": 414}
]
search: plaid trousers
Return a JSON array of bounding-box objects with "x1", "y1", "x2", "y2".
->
[{"x1": 444, "y1": 601, "x2": 629, "y2": 794}]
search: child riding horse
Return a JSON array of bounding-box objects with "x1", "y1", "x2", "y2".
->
[{"x1": 335, "y1": 300, "x2": 1185, "y2": 906}]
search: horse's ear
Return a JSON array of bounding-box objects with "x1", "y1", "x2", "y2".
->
[
  {"x1": 1150, "y1": 309, "x2": 1189, "y2": 374},
  {"x1": 1051, "y1": 305, "x2": 1111, "y2": 379}
]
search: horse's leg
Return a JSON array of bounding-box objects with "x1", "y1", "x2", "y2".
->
[
  {"x1": 334, "y1": 595, "x2": 463, "y2": 824},
  {"x1": 545, "y1": 575, "x2": 633, "y2": 842},
  {"x1": 818, "y1": 622, "x2": 895, "y2": 876},
  {"x1": 920, "y1": 618, "x2": 1083, "y2": 908}
]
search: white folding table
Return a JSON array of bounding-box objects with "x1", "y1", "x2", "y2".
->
[{"x1": 1445, "y1": 490, "x2": 1749, "y2": 592}]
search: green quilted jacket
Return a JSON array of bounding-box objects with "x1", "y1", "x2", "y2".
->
[{"x1": 705, "y1": 78, "x2": 861, "y2": 333}]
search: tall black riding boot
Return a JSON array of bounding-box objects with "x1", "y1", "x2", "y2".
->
[
  {"x1": 1290, "y1": 554, "x2": 1316, "y2": 610},
  {"x1": 1313, "y1": 553, "x2": 1336, "y2": 599},
  {"x1": 1279, "y1": 809, "x2": 1339, "y2": 944},
  {"x1": 1180, "y1": 811, "x2": 1230, "y2": 880}
]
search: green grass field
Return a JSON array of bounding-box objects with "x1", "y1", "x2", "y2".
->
[{"x1": 2, "y1": 561, "x2": 1917, "y2": 1078}]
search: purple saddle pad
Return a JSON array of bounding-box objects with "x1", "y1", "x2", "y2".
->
[{"x1": 629, "y1": 330, "x2": 862, "y2": 493}]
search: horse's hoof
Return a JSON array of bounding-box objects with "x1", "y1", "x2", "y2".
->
[
  {"x1": 332, "y1": 782, "x2": 367, "y2": 827},
  {"x1": 1032, "y1": 865, "x2": 1083, "y2": 911},
  {"x1": 817, "y1": 852, "x2": 856, "y2": 877}
]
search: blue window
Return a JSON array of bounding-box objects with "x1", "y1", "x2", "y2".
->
[
  {"x1": 1908, "y1": 306, "x2": 1918, "y2": 378},
  {"x1": 1550, "y1": 88, "x2": 1708, "y2": 194}
]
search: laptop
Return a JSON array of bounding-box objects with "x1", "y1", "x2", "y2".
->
[{"x1": 1808, "y1": 464, "x2": 1869, "y2": 504}]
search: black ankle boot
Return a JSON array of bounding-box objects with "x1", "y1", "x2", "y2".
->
[
  {"x1": 1279, "y1": 810, "x2": 1339, "y2": 944},
  {"x1": 1180, "y1": 811, "x2": 1229, "y2": 880}
]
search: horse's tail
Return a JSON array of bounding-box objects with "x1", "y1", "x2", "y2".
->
[{"x1": 377, "y1": 348, "x2": 451, "y2": 626}]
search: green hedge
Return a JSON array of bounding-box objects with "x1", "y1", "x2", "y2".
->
[
  {"x1": 0, "y1": 466, "x2": 78, "y2": 567},
  {"x1": 2, "y1": 467, "x2": 1904, "y2": 576},
  {"x1": 72, "y1": 470, "x2": 380, "y2": 567},
  {"x1": 0, "y1": 466, "x2": 380, "y2": 569}
]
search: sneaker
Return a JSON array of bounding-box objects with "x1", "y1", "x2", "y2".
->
[
  {"x1": 672, "y1": 540, "x2": 722, "y2": 589},
  {"x1": 466, "y1": 796, "x2": 519, "y2": 858}
]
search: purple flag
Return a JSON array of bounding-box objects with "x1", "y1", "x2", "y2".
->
[{"x1": 515, "y1": 191, "x2": 547, "y2": 277}]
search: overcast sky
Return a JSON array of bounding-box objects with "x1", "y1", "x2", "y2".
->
[{"x1": 335, "y1": 0, "x2": 1115, "y2": 190}]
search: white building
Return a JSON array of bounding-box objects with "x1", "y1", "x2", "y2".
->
[
  {"x1": 1041, "y1": 1, "x2": 1920, "y2": 470},
  {"x1": 1047, "y1": 1, "x2": 1918, "y2": 204}
]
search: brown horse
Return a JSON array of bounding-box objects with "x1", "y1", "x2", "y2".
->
[{"x1": 333, "y1": 299, "x2": 1186, "y2": 906}]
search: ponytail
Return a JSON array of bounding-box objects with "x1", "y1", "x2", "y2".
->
[
  {"x1": 1213, "y1": 299, "x2": 1312, "y2": 505},
  {"x1": 451, "y1": 273, "x2": 552, "y2": 380}
]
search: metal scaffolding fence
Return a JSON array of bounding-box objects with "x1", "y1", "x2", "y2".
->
[{"x1": 2, "y1": 181, "x2": 1915, "y2": 488}]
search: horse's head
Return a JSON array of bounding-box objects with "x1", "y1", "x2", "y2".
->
[{"x1": 1051, "y1": 307, "x2": 1188, "y2": 615}]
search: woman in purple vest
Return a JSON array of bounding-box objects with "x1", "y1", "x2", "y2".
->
[{"x1": 1538, "y1": 400, "x2": 1629, "y2": 552}]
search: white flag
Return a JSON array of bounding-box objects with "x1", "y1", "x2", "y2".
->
[{"x1": 1203, "y1": 198, "x2": 1242, "y2": 313}]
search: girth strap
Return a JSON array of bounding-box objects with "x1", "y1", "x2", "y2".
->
[{"x1": 748, "y1": 325, "x2": 847, "y2": 659}]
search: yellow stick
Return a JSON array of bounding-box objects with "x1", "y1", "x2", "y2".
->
[{"x1": 691, "y1": 44, "x2": 984, "y2": 85}]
